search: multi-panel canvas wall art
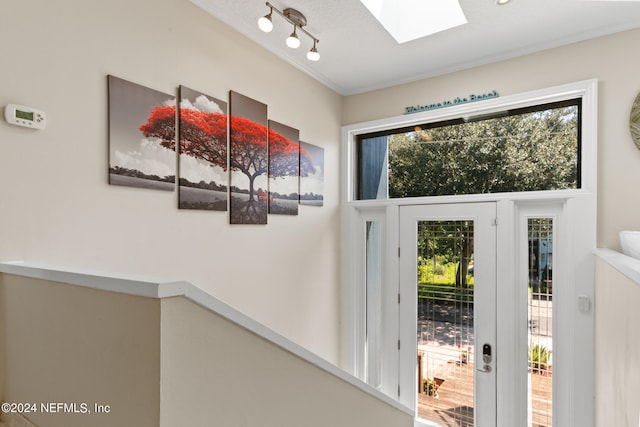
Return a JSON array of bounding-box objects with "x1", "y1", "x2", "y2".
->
[
  {"x1": 108, "y1": 75, "x2": 176, "y2": 190},
  {"x1": 178, "y1": 86, "x2": 228, "y2": 211},
  {"x1": 229, "y1": 91, "x2": 269, "y2": 224},
  {"x1": 268, "y1": 120, "x2": 300, "y2": 215},
  {"x1": 108, "y1": 75, "x2": 325, "y2": 220},
  {"x1": 299, "y1": 141, "x2": 324, "y2": 206}
]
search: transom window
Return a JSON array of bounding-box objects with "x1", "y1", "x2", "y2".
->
[{"x1": 356, "y1": 99, "x2": 581, "y2": 200}]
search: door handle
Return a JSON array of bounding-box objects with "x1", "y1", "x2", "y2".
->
[{"x1": 476, "y1": 364, "x2": 492, "y2": 373}]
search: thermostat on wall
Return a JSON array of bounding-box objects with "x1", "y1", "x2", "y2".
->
[{"x1": 4, "y1": 103, "x2": 46, "y2": 129}]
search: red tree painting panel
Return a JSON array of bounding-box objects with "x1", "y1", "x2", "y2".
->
[
  {"x1": 299, "y1": 141, "x2": 324, "y2": 206},
  {"x1": 177, "y1": 86, "x2": 228, "y2": 211},
  {"x1": 229, "y1": 91, "x2": 269, "y2": 224},
  {"x1": 108, "y1": 75, "x2": 176, "y2": 191},
  {"x1": 268, "y1": 120, "x2": 300, "y2": 215},
  {"x1": 267, "y1": 121, "x2": 318, "y2": 215}
]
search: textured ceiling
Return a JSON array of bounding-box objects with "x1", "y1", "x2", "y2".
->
[{"x1": 191, "y1": 0, "x2": 640, "y2": 95}]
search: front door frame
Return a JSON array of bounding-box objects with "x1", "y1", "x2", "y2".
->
[
  {"x1": 399, "y1": 202, "x2": 498, "y2": 426},
  {"x1": 341, "y1": 79, "x2": 597, "y2": 427}
]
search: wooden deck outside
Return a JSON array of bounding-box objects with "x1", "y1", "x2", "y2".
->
[{"x1": 417, "y1": 359, "x2": 552, "y2": 427}]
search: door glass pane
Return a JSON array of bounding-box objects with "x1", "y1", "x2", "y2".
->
[
  {"x1": 366, "y1": 220, "x2": 383, "y2": 389},
  {"x1": 528, "y1": 218, "x2": 553, "y2": 426},
  {"x1": 417, "y1": 220, "x2": 475, "y2": 426}
]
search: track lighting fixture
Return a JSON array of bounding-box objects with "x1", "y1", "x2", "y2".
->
[{"x1": 258, "y1": 2, "x2": 320, "y2": 61}]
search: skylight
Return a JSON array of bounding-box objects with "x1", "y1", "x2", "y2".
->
[{"x1": 359, "y1": 0, "x2": 467, "y2": 44}]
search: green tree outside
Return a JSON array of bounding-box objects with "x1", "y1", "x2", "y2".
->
[{"x1": 394, "y1": 105, "x2": 578, "y2": 290}]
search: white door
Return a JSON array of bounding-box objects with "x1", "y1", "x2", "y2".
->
[{"x1": 399, "y1": 203, "x2": 497, "y2": 426}]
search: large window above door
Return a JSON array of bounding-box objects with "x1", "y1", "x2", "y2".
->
[{"x1": 356, "y1": 99, "x2": 581, "y2": 200}]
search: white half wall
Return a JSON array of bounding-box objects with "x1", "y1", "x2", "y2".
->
[
  {"x1": 160, "y1": 297, "x2": 413, "y2": 427},
  {"x1": 0, "y1": 273, "x2": 161, "y2": 427},
  {"x1": 595, "y1": 255, "x2": 640, "y2": 427},
  {"x1": 0, "y1": 265, "x2": 413, "y2": 427}
]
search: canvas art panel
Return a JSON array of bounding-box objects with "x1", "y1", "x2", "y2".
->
[
  {"x1": 268, "y1": 120, "x2": 300, "y2": 215},
  {"x1": 108, "y1": 75, "x2": 176, "y2": 191},
  {"x1": 178, "y1": 86, "x2": 228, "y2": 211},
  {"x1": 229, "y1": 91, "x2": 269, "y2": 224},
  {"x1": 299, "y1": 141, "x2": 324, "y2": 206}
]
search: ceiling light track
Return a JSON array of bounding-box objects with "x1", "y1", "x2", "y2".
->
[{"x1": 258, "y1": 1, "x2": 320, "y2": 61}]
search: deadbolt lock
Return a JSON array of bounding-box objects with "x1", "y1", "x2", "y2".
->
[{"x1": 482, "y1": 343, "x2": 492, "y2": 364}]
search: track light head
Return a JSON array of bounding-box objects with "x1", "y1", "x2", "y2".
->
[
  {"x1": 307, "y1": 40, "x2": 320, "y2": 61},
  {"x1": 286, "y1": 26, "x2": 301, "y2": 49},
  {"x1": 258, "y1": 8, "x2": 273, "y2": 32}
]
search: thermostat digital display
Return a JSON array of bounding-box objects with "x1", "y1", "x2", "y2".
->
[
  {"x1": 16, "y1": 109, "x2": 34, "y2": 121},
  {"x1": 4, "y1": 103, "x2": 46, "y2": 129}
]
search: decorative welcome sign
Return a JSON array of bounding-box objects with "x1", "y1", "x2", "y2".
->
[{"x1": 404, "y1": 90, "x2": 499, "y2": 115}]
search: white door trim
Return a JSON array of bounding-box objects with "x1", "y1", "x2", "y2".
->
[{"x1": 340, "y1": 79, "x2": 596, "y2": 427}]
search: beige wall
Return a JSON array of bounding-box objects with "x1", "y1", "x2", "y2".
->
[
  {"x1": 160, "y1": 296, "x2": 412, "y2": 427},
  {"x1": 595, "y1": 258, "x2": 640, "y2": 427},
  {"x1": 343, "y1": 27, "x2": 640, "y2": 248},
  {"x1": 0, "y1": 273, "x2": 161, "y2": 427},
  {"x1": 0, "y1": 0, "x2": 342, "y2": 363},
  {"x1": 0, "y1": 279, "x2": 4, "y2": 405}
]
